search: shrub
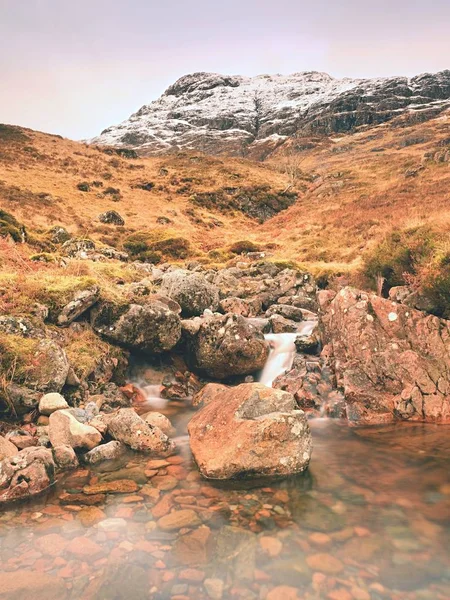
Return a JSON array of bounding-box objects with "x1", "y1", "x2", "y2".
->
[
  {"x1": 123, "y1": 231, "x2": 190, "y2": 262},
  {"x1": 229, "y1": 240, "x2": 261, "y2": 255},
  {"x1": 0, "y1": 210, "x2": 23, "y2": 242},
  {"x1": 151, "y1": 237, "x2": 190, "y2": 259},
  {"x1": 362, "y1": 227, "x2": 435, "y2": 293},
  {"x1": 77, "y1": 182, "x2": 91, "y2": 192}
]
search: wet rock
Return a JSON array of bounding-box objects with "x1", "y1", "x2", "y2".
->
[
  {"x1": 204, "y1": 578, "x2": 225, "y2": 600},
  {"x1": 141, "y1": 411, "x2": 175, "y2": 436},
  {"x1": 157, "y1": 508, "x2": 201, "y2": 530},
  {"x1": 187, "y1": 313, "x2": 269, "y2": 379},
  {"x1": 0, "y1": 447, "x2": 55, "y2": 503},
  {"x1": 306, "y1": 552, "x2": 344, "y2": 574},
  {"x1": 270, "y1": 314, "x2": 299, "y2": 333},
  {"x1": 56, "y1": 286, "x2": 100, "y2": 326},
  {"x1": 320, "y1": 287, "x2": 450, "y2": 423},
  {"x1": 39, "y1": 392, "x2": 69, "y2": 415},
  {"x1": 106, "y1": 408, "x2": 175, "y2": 456},
  {"x1": 52, "y1": 444, "x2": 79, "y2": 469},
  {"x1": 215, "y1": 526, "x2": 256, "y2": 581},
  {"x1": 82, "y1": 440, "x2": 126, "y2": 464},
  {"x1": 0, "y1": 570, "x2": 67, "y2": 600},
  {"x1": 0, "y1": 436, "x2": 18, "y2": 460},
  {"x1": 188, "y1": 383, "x2": 312, "y2": 479},
  {"x1": 174, "y1": 526, "x2": 212, "y2": 565},
  {"x1": 266, "y1": 304, "x2": 304, "y2": 322},
  {"x1": 295, "y1": 333, "x2": 320, "y2": 355},
  {"x1": 49, "y1": 409, "x2": 102, "y2": 450},
  {"x1": 91, "y1": 297, "x2": 181, "y2": 353},
  {"x1": 290, "y1": 495, "x2": 346, "y2": 532},
  {"x1": 86, "y1": 564, "x2": 148, "y2": 600},
  {"x1": 83, "y1": 479, "x2": 139, "y2": 494},
  {"x1": 160, "y1": 269, "x2": 220, "y2": 317},
  {"x1": 98, "y1": 210, "x2": 125, "y2": 225}
]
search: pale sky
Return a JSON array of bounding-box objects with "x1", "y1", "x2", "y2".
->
[{"x1": 1, "y1": 0, "x2": 449, "y2": 140}]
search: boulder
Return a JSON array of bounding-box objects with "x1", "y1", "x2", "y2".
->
[
  {"x1": 27, "y1": 339, "x2": 71, "y2": 393},
  {"x1": 141, "y1": 411, "x2": 175, "y2": 436},
  {"x1": 49, "y1": 409, "x2": 102, "y2": 450},
  {"x1": 319, "y1": 287, "x2": 450, "y2": 424},
  {"x1": 39, "y1": 392, "x2": 69, "y2": 415},
  {"x1": 91, "y1": 298, "x2": 181, "y2": 353},
  {"x1": 188, "y1": 383, "x2": 312, "y2": 479},
  {"x1": 160, "y1": 270, "x2": 220, "y2": 317},
  {"x1": 82, "y1": 440, "x2": 126, "y2": 464},
  {"x1": 0, "y1": 436, "x2": 18, "y2": 460},
  {"x1": 219, "y1": 296, "x2": 262, "y2": 317},
  {"x1": 98, "y1": 210, "x2": 125, "y2": 225},
  {"x1": 0, "y1": 447, "x2": 56, "y2": 503},
  {"x1": 56, "y1": 286, "x2": 100, "y2": 326},
  {"x1": 187, "y1": 313, "x2": 269, "y2": 379},
  {"x1": 52, "y1": 445, "x2": 79, "y2": 469},
  {"x1": 2, "y1": 384, "x2": 41, "y2": 416},
  {"x1": 62, "y1": 238, "x2": 95, "y2": 258},
  {"x1": 106, "y1": 408, "x2": 175, "y2": 456}
]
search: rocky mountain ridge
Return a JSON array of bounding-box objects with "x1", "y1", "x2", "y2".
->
[{"x1": 91, "y1": 69, "x2": 450, "y2": 157}]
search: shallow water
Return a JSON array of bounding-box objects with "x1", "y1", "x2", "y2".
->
[{"x1": 0, "y1": 411, "x2": 449, "y2": 600}]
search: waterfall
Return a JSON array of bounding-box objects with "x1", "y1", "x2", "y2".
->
[{"x1": 259, "y1": 321, "x2": 317, "y2": 387}]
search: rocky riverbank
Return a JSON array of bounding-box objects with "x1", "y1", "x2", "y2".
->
[{"x1": 1, "y1": 254, "x2": 449, "y2": 504}]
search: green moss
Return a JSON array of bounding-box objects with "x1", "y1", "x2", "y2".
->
[{"x1": 64, "y1": 329, "x2": 123, "y2": 380}]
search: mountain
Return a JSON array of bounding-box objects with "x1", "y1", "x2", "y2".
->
[{"x1": 90, "y1": 70, "x2": 450, "y2": 158}]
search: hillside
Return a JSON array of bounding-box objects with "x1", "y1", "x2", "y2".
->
[
  {"x1": 0, "y1": 110, "x2": 450, "y2": 277},
  {"x1": 90, "y1": 70, "x2": 450, "y2": 158}
]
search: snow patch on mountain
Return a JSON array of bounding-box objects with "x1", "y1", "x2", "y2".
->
[{"x1": 90, "y1": 70, "x2": 450, "y2": 157}]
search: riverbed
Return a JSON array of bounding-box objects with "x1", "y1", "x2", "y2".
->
[{"x1": 0, "y1": 411, "x2": 448, "y2": 600}]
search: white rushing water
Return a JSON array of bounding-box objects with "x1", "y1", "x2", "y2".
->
[{"x1": 259, "y1": 321, "x2": 317, "y2": 387}]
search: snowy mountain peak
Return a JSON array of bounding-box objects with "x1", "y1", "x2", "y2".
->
[{"x1": 91, "y1": 70, "x2": 450, "y2": 158}]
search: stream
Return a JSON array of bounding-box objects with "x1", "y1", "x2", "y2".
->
[{"x1": 0, "y1": 334, "x2": 449, "y2": 599}]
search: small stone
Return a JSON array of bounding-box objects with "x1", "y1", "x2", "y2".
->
[
  {"x1": 259, "y1": 536, "x2": 283, "y2": 557},
  {"x1": 306, "y1": 553, "x2": 344, "y2": 574},
  {"x1": 157, "y1": 509, "x2": 201, "y2": 531},
  {"x1": 66, "y1": 536, "x2": 103, "y2": 558},
  {"x1": 0, "y1": 436, "x2": 19, "y2": 460},
  {"x1": 78, "y1": 506, "x2": 106, "y2": 527},
  {"x1": 83, "y1": 480, "x2": 139, "y2": 495},
  {"x1": 204, "y1": 578, "x2": 224, "y2": 599},
  {"x1": 267, "y1": 586, "x2": 299, "y2": 600},
  {"x1": 35, "y1": 533, "x2": 68, "y2": 557}
]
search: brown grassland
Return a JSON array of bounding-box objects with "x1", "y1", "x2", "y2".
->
[{"x1": 0, "y1": 110, "x2": 449, "y2": 288}]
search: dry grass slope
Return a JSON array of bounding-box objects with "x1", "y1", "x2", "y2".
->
[{"x1": 0, "y1": 112, "x2": 449, "y2": 277}]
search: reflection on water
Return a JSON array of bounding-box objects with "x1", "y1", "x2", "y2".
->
[{"x1": 0, "y1": 415, "x2": 449, "y2": 599}]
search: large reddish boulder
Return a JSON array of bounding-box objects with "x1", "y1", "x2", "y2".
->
[
  {"x1": 319, "y1": 287, "x2": 450, "y2": 424},
  {"x1": 188, "y1": 383, "x2": 312, "y2": 479}
]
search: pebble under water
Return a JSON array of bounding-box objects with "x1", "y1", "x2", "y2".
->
[{"x1": 0, "y1": 400, "x2": 448, "y2": 600}]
